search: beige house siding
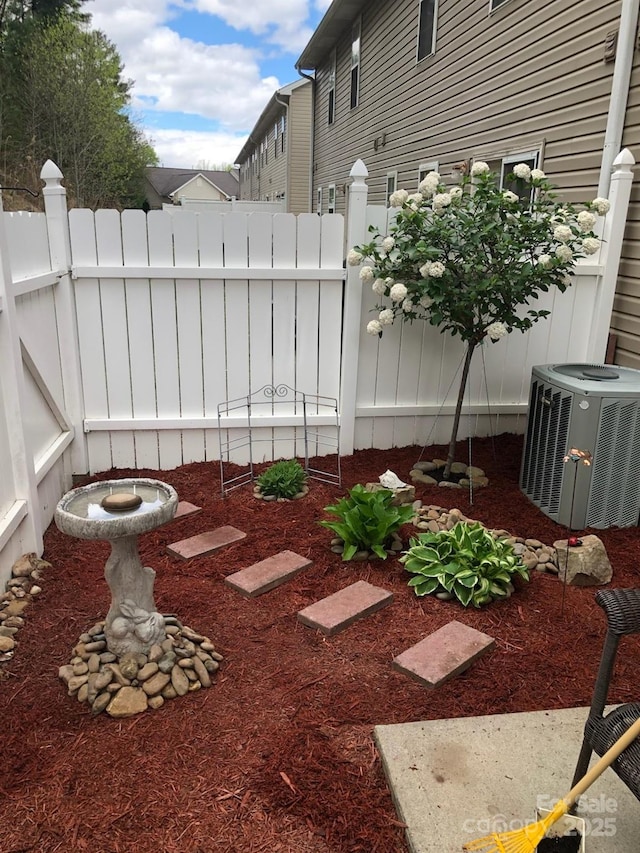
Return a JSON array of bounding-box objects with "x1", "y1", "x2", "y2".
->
[
  {"x1": 287, "y1": 81, "x2": 313, "y2": 214},
  {"x1": 311, "y1": 0, "x2": 622, "y2": 213},
  {"x1": 172, "y1": 175, "x2": 227, "y2": 202},
  {"x1": 613, "y1": 59, "x2": 640, "y2": 368},
  {"x1": 236, "y1": 79, "x2": 313, "y2": 213}
]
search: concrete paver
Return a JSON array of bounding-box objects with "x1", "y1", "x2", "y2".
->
[
  {"x1": 166, "y1": 526, "x2": 246, "y2": 559},
  {"x1": 392, "y1": 621, "x2": 495, "y2": 688},
  {"x1": 225, "y1": 550, "x2": 312, "y2": 597},
  {"x1": 297, "y1": 580, "x2": 393, "y2": 636}
]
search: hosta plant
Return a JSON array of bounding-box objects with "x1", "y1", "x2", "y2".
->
[
  {"x1": 320, "y1": 484, "x2": 415, "y2": 561},
  {"x1": 255, "y1": 459, "x2": 307, "y2": 500},
  {"x1": 400, "y1": 521, "x2": 529, "y2": 607}
]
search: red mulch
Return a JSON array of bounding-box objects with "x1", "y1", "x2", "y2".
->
[{"x1": 2, "y1": 434, "x2": 640, "y2": 853}]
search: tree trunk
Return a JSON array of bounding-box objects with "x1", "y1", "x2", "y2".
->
[{"x1": 443, "y1": 341, "x2": 476, "y2": 480}]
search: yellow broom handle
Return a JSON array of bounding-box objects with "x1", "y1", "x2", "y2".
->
[{"x1": 565, "y1": 715, "x2": 640, "y2": 807}]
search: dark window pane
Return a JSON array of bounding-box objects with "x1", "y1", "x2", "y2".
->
[
  {"x1": 351, "y1": 66, "x2": 359, "y2": 108},
  {"x1": 328, "y1": 89, "x2": 335, "y2": 124},
  {"x1": 418, "y1": 0, "x2": 436, "y2": 61}
]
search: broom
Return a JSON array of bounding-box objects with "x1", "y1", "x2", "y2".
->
[{"x1": 463, "y1": 715, "x2": 640, "y2": 852}]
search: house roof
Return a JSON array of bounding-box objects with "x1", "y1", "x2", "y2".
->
[
  {"x1": 235, "y1": 78, "x2": 311, "y2": 165},
  {"x1": 296, "y1": 0, "x2": 368, "y2": 70},
  {"x1": 146, "y1": 167, "x2": 239, "y2": 199}
]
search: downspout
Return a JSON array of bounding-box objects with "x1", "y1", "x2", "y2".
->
[
  {"x1": 296, "y1": 67, "x2": 316, "y2": 214},
  {"x1": 598, "y1": 0, "x2": 640, "y2": 197},
  {"x1": 274, "y1": 92, "x2": 290, "y2": 210}
]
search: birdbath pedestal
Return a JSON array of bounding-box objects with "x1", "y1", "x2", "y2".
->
[{"x1": 54, "y1": 478, "x2": 178, "y2": 658}]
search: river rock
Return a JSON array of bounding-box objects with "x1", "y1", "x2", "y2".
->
[
  {"x1": 171, "y1": 665, "x2": 189, "y2": 696},
  {"x1": 106, "y1": 686, "x2": 148, "y2": 718},
  {"x1": 192, "y1": 656, "x2": 211, "y2": 688},
  {"x1": 142, "y1": 671, "x2": 171, "y2": 696},
  {"x1": 0, "y1": 636, "x2": 15, "y2": 652},
  {"x1": 94, "y1": 670, "x2": 113, "y2": 691}
]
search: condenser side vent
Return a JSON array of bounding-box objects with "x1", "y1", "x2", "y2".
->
[
  {"x1": 587, "y1": 400, "x2": 640, "y2": 527},
  {"x1": 520, "y1": 380, "x2": 572, "y2": 516}
]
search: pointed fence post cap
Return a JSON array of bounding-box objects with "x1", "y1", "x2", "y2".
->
[
  {"x1": 613, "y1": 148, "x2": 635, "y2": 169},
  {"x1": 350, "y1": 159, "x2": 368, "y2": 179},
  {"x1": 40, "y1": 160, "x2": 64, "y2": 187}
]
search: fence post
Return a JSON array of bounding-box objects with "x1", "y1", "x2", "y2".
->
[
  {"x1": 41, "y1": 160, "x2": 89, "y2": 475},
  {"x1": 0, "y1": 194, "x2": 43, "y2": 557},
  {"x1": 586, "y1": 148, "x2": 635, "y2": 363},
  {"x1": 339, "y1": 159, "x2": 369, "y2": 456}
]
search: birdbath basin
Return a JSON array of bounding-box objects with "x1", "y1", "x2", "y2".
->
[{"x1": 55, "y1": 478, "x2": 178, "y2": 657}]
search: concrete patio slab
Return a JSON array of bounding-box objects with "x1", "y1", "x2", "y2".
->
[
  {"x1": 374, "y1": 706, "x2": 640, "y2": 853},
  {"x1": 224, "y1": 550, "x2": 312, "y2": 597},
  {"x1": 392, "y1": 621, "x2": 495, "y2": 688}
]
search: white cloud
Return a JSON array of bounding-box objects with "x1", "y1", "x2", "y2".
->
[
  {"x1": 191, "y1": 0, "x2": 314, "y2": 52},
  {"x1": 148, "y1": 128, "x2": 247, "y2": 168}
]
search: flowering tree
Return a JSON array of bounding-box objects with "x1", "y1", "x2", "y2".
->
[{"x1": 348, "y1": 162, "x2": 610, "y2": 479}]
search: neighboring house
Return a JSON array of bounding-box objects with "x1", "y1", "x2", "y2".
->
[
  {"x1": 144, "y1": 167, "x2": 239, "y2": 209},
  {"x1": 235, "y1": 78, "x2": 313, "y2": 214},
  {"x1": 296, "y1": 0, "x2": 640, "y2": 368}
]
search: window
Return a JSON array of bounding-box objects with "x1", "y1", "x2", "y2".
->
[
  {"x1": 417, "y1": 0, "x2": 437, "y2": 61},
  {"x1": 280, "y1": 115, "x2": 286, "y2": 153},
  {"x1": 350, "y1": 18, "x2": 361, "y2": 109},
  {"x1": 317, "y1": 187, "x2": 322, "y2": 214},
  {"x1": 328, "y1": 184, "x2": 336, "y2": 213},
  {"x1": 386, "y1": 172, "x2": 398, "y2": 201},
  {"x1": 481, "y1": 150, "x2": 540, "y2": 205},
  {"x1": 274, "y1": 121, "x2": 279, "y2": 158},
  {"x1": 327, "y1": 49, "x2": 336, "y2": 125},
  {"x1": 490, "y1": 0, "x2": 511, "y2": 9},
  {"x1": 418, "y1": 160, "x2": 439, "y2": 185},
  {"x1": 264, "y1": 136, "x2": 268, "y2": 166}
]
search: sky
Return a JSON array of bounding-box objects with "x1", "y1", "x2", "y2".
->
[{"x1": 83, "y1": 0, "x2": 333, "y2": 169}]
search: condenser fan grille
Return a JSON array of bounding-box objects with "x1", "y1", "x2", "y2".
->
[{"x1": 587, "y1": 400, "x2": 640, "y2": 527}]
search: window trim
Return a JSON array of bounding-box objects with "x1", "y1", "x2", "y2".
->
[
  {"x1": 417, "y1": 0, "x2": 438, "y2": 63},
  {"x1": 317, "y1": 187, "x2": 322, "y2": 215},
  {"x1": 418, "y1": 160, "x2": 439, "y2": 186},
  {"x1": 274, "y1": 120, "x2": 279, "y2": 158},
  {"x1": 327, "y1": 183, "x2": 336, "y2": 214},
  {"x1": 328, "y1": 48, "x2": 336, "y2": 125},
  {"x1": 350, "y1": 17, "x2": 361, "y2": 110}
]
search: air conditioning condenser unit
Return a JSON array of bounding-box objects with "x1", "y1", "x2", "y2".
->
[{"x1": 520, "y1": 363, "x2": 640, "y2": 529}]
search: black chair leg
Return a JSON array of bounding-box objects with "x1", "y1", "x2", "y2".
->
[{"x1": 568, "y1": 736, "x2": 594, "y2": 814}]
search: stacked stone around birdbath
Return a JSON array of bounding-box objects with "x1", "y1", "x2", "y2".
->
[{"x1": 409, "y1": 460, "x2": 489, "y2": 489}]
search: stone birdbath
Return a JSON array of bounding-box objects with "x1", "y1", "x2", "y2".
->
[{"x1": 55, "y1": 478, "x2": 178, "y2": 658}]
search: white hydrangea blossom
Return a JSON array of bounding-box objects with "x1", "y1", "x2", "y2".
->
[
  {"x1": 555, "y1": 244, "x2": 573, "y2": 262},
  {"x1": 381, "y1": 236, "x2": 395, "y2": 253},
  {"x1": 432, "y1": 192, "x2": 452, "y2": 209},
  {"x1": 347, "y1": 249, "x2": 363, "y2": 266},
  {"x1": 537, "y1": 254, "x2": 552, "y2": 268},
  {"x1": 502, "y1": 190, "x2": 519, "y2": 203},
  {"x1": 419, "y1": 261, "x2": 432, "y2": 278},
  {"x1": 367, "y1": 319, "x2": 382, "y2": 335},
  {"x1": 582, "y1": 237, "x2": 601, "y2": 255},
  {"x1": 553, "y1": 224, "x2": 573, "y2": 242},
  {"x1": 427, "y1": 261, "x2": 446, "y2": 278},
  {"x1": 419, "y1": 295, "x2": 433, "y2": 309},
  {"x1": 359, "y1": 265, "x2": 374, "y2": 283},
  {"x1": 390, "y1": 282, "x2": 408, "y2": 302},
  {"x1": 486, "y1": 321, "x2": 508, "y2": 340},
  {"x1": 379, "y1": 308, "x2": 394, "y2": 325},
  {"x1": 513, "y1": 163, "x2": 531, "y2": 180},
  {"x1": 530, "y1": 168, "x2": 546, "y2": 181},
  {"x1": 419, "y1": 172, "x2": 441, "y2": 196},
  {"x1": 577, "y1": 210, "x2": 597, "y2": 232},
  {"x1": 449, "y1": 186, "x2": 463, "y2": 199},
  {"x1": 402, "y1": 299, "x2": 414, "y2": 313},
  {"x1": 591, "y1": 197, "x2": 611, "y2": 216},
  {"x1": 389, "y1": 189, "x2": 409, "y2": 208},
  {"x1": 407, "y1": 192, "x2": 424, "y2": 208},
  {"x1": 372, "y1": 278, "x2": 387, "y2": 295},
  {"x1": 470, "y1": 161, "x2": 490, "y2": 177}
]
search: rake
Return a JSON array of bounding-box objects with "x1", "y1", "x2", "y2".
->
[{"x1": 463, "y1": 715, "x2": 640, "y2": 853}]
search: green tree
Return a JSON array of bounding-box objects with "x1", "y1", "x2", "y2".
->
[
  {"x1": 0, "y1": 10, "x2": 156, "y2": 207},
  {"x1": 350, "y1": 164, "x2": 610, "y2": 478}
]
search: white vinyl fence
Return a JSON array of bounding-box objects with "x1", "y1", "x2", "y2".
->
[{"x1": 0, "y1": 153, "x2": 634, "y2": 584}]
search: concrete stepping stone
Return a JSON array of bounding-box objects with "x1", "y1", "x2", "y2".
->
[
  {"x1": 172, "y1": 501, "x2": 202, "y2": 521},
  {"x1": 224, "y1": 550, "x2": 312, "y2": 598},
  {"x1": 297, "y1": 580, "x2": 393, "y2": 636},
  {"x1": 392, "y1": 620, "x2": 495, "y2": 689},
  {"x1": 166, "y1": 526, "x2": 246, "y2": 560}
]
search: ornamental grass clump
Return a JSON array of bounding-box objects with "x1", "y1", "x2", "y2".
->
[
  {"x1": 400, "y1": 521, "x2": 530, "y2": 607},
  {"x1": 349, "y1": 163, "x2": 610, "y2": 479},
  {"x1": 320, "y1": 484, "x2": 415, "y2": 561},
  {"x1": 256, "y1": 459, "x2": 307, "y2": 500}
]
